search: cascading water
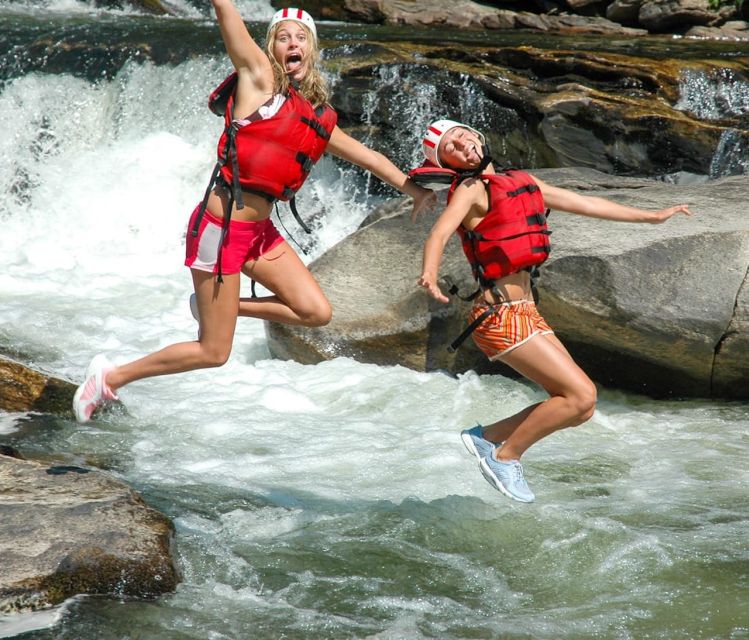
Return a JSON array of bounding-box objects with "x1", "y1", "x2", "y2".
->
[
  {"x1": 676, "y1": 67, "x2": 749, "y2": 178},
  {"x1": 1, "y1": 4, "x2": 748, "y2": 639}
]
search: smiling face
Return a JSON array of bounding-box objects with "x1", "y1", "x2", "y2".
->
[
  {"x1": 271, "y1": 20, "x2": 312, "y2": 82},
  {"x1": 438, "y1": 126, "x2": 485, "y2": 170}
]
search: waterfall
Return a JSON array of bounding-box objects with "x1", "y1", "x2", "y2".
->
[{"x1": 676, "y1": 67, "x2": 749, "y2": 177}]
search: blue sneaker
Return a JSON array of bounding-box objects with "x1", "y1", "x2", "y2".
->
[
  {"x1": 460, "y1": 425, "x2": 494, "y2": 460},
  {"x1": 479, "y1": 453, "x2": 535, "y2": 503}
]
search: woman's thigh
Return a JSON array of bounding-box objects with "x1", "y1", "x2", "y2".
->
[
  {"x1": 501, "y1": 333, "x2": 593, "y2": 397},
  {"x1": 191, "y1": 269, "x2": 240, "y2": 351},
  {"x1": 241, "y1": 241, "x2": 330, "y2": 313}
]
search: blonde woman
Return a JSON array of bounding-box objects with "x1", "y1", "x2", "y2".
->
[{"x1": 73, "y1": 4, "x2": 434, "y2": 421}]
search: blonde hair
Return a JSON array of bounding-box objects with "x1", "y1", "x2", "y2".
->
[{"x1": 265, "y1": 22, "x2": 329, "y2": 108}]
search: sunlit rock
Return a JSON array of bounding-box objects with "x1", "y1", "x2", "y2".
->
[
  {"x1": 265, "y1": 169, "x2": 749, "y2": 399},
  {"x1": 638, "y1": 0, "x2": 717, "y2": 31},
  {"x1": 0, "y1": 454, "x2": 179, "y2": 614},
  {"x1": 0, "y1": 357, "x2": 75, "y2": 415}
]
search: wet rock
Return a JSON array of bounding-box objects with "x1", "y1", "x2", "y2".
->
[
  {"x1": 687, "y1": 20, "x2": 749, "y2": 39},
  {"x1": 0, "y1": 454, "x2": 179, "y2": 614},
  {"x1": 0, "y1": 357, "x2": 76, "y2": 415},
  {"x1": 638, "y1": 0, "x2": 718, "y2": 31},
  {"x1": 306, "y1": 0, "x2": 738, "y2": 36},
  {"x1": 94, "y1": 0, "x2": 174, "y2": 14},
  {"x1": 331, "y1": 42, "x2": 744, "y2": 177},
  {"x1": 606, "y1": 0, "x2": 643, "y2": 25},
  {"x1": 264, "y1": 169, "x2": 749, "y2": 399}
]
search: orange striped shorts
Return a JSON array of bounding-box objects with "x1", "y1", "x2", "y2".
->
[{"x1": 469, "y1": 299, "x2": 554, "y2": 360}]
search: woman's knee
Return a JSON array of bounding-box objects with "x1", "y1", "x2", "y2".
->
[
  {"x1": 569, "y1": 380, "x2": 597, "y2": 425},
  {"x1": 298, "y1": 299, "x2": 332, "y2": 327},
  {"x1": 198, "y1": 342, "x2": 232, "y2": 368}
]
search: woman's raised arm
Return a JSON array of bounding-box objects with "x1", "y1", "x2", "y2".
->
[{"x1": 211, "y1": 0, "x2": 272, "y2": 91}]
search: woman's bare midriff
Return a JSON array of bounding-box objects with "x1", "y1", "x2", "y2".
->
[
  {"x1": 205, "y1": 186, "x2": 274, "y2": 222},
  {"x1": 482, "y1": 270, "x2": 534, "y2": 305}
]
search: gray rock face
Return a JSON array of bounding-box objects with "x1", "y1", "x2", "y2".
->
[
  {"x1": 265, "y1": 169, "x2": 749, "y2": 399},
  {"x1": 0, "y1": 453, "x2": 179, "y2": 614}
]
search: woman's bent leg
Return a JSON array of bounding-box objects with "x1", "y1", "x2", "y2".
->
[
  {"x1": 483, "y1": 333, "x2": 597, "y2": 461},
  {"x1": 105, "y1": 270, "x2": 240, "y2": 390},
  {"x1": 238, "y1": 240, "x2": 332, "y2": 327}
]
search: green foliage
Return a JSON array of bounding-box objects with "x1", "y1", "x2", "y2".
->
[{"x1": 707, "y1": 0, "x2": 743, "y2": 9}]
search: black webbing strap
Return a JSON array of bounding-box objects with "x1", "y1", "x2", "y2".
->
[
  {"x1": 448, "y1": 305, "x2": 496, "y2": 353},
  {"x1": 288, "y1": 196, "x2": 312, "y2": 234},
  {"x1": 507, "y1": 183, "x2": 539, "y2": 198},
  {"x1": 448, "y1": 283, "x2": 481, "y2": 302},
  {"x1": 191, "y1": 161, "x2": 222, "y2": 238},
  {"x1": 296, "y1": 151, "x2": 314, "y2": 173},
  {"x1": 301, "y1": 115, "x2": 331, "y2": 140},
  {"x1": 215, "y1": 187, "x2": 235, "y2": 284},
  {"x1": 227, "y1": 124, "x2": 244, "y2": 211},
  {"x1": 526, "y1": 211, "x2": 547, "y2": 226}
]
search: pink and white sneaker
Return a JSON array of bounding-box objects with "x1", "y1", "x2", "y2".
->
[{"x1": 72, "y1": 354, "x2": 119, "y2": 423}]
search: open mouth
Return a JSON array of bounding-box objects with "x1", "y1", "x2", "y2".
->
[{"x1": 285, "y1": 52, "x2": 303, "y2": 72}]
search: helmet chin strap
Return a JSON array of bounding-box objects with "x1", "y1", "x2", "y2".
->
[{"x1": 450, "y1": 144, "x2": 493, "y2": 179}]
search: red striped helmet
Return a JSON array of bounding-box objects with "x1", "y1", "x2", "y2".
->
[
  {"x1": 422, "y1": 119, "x2": 485, "y2": 167},
  {"x1": 267, "y1": 8, "x2": 317, "y2": 41}
]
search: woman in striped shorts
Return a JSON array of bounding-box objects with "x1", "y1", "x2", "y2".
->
[{"x1": 416, "y1": 119, "x2": 691, "y2": 503}]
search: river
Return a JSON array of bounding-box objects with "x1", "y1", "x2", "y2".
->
[{"x1": 0, "y1": 1, "x2": 748, "y2": 638}]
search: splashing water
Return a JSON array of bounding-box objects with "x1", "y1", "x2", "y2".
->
[{"x1": 1, "y1": 16, "x2": 748, "y2": 640}]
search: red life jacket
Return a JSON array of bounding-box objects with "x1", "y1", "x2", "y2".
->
[
  {"x1": 191, "y1": 73, "x2": 337, "y2": 281},
  {"x1": 210, "y1": 72, "x2": 337, "y2": 202},
  {"x1": 409, "y1": 165, "x2": 551, "y2": 287}
]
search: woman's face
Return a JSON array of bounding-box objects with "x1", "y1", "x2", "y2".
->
[
  {"x1": 438, "y1": 127, "x2": 484, "y2": 169},
  {"x1": 272, "y1": 20, "x2": 312, "y2": 82}
]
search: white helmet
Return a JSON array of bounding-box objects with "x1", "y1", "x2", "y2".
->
[
  {"x1": 267, "y1": 7, "x2": 317, "y2": 42},
  {"x1": 422, "y1": 119, "x2": 485, "y2": 167}
]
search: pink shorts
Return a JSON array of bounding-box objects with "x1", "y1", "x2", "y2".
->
[{"x1": 184, "y1": 204, "x2": 285, "y2": 275}]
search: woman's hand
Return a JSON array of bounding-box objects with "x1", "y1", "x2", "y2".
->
[
  {"x1": 648, "y1": 204, "x2": 692, "y2": 223},
  {"x1": 417, "y1": 272, "x2": 449, "y2": 303},
  {"x1": 410, "y1": 187, "x2": 438, "y2": 222}
]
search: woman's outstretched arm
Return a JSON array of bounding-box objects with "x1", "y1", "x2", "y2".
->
[
  {"x1": 326, "y1": 126, "x2": 436, "y2": 219},
  {"x1": 532, "y1": 175, "x2": 692, "y2": 223}
]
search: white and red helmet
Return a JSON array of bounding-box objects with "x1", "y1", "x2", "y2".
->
[
  {"x1": 422, "y1": 119, "x2": 485, "y2": 167},
  {"x1": 267, "y1": 7, "x2": 317, "y2": 42}
]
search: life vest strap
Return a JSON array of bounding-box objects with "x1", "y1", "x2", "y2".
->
[
  {"x1": 296, "y1": 151, "x2": 314, "y2": 173},
  {"x1": 301, "y1": 115, "x2": 331, "y2": 140},
  {"x1": 191, "y1": 161, "x2": 222, "y2": 238},
  {"x1": 447, "y1": 305, "x2": 496, "y2": 353},
  {"x1": 506, "y1": 184, "x2": 539, "y2": 197},
  {"x1": 526, "y1": 212, "x2": 547, "y2": 226},
  {"x1": 448, "y1": 283, "x2": 482, "y2": 302},
  {"x1": 286, "y1": 196, "x2": 312, "y2": 234}
]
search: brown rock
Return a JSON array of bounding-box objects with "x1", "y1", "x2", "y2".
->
[
  {"x1": 0, "y1": 455, "x2": 179, "y2": 614},
  {"x1": 0, "y1": 357, "x2": 76, "y2": 415},
  {"x1": 639, "y1": 0, "x2": 717, "y2": 31}
]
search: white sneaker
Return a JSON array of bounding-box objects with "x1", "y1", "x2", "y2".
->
[
  {"x1": 460, "y1": 425, "x2": 494, "y2": 460},
  {"x1": 479, "y1": 452, "x2": 535, "y2": 503},
  {"x1": 72, "y1": 354, "x2": 118, "y2": 423},
  {"x1": 189, "y1": 293, "x2": 199, "y2": 322}
]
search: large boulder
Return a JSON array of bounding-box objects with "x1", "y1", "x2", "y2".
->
[
  {"x1": 0, "y1": 452, "x2": 179, "y2": 614},
  {"x1": 265, "y1": 169, "x2": 749, "y2": 399}
]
